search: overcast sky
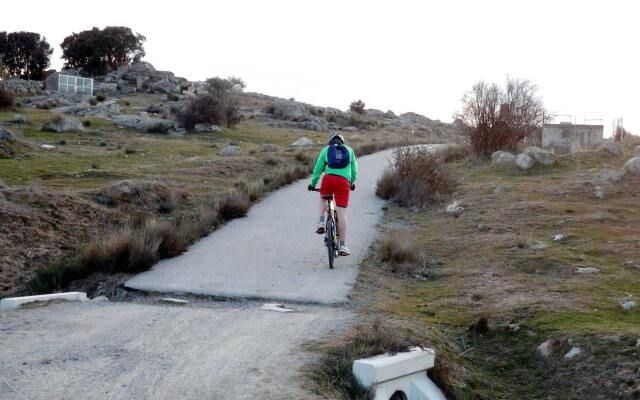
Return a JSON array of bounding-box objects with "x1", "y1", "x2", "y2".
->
[{"x1": 4, "y1": 0, "x2": 638, "y2": 135}]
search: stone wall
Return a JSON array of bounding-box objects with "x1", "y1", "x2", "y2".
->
[
  {"x1": 542, "y1": 123, "x2": 603, "y2": 153},
  {"x1": 0, "y1": 78, "x2": 45, "y2": 95}
]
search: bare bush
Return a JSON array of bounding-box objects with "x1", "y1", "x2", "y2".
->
[
  {"x1": 177, "y1": 94, "x2": 225, "y2": 130},
  {"x1": 376, "y1": 146, "x2": 456, "y2": 208},
  {"x1": 349, "y1": 99, "x2": 366, "y2": 115},
  {"x1": 456, "y1": 77, "x2": 545, "y2": 157},
  {"x1": 0, "y1": 87, "x2": 14, "y2": 109}
]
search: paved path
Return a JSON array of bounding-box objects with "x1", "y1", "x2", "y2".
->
[{"x1": 126, "y1": 149, "x2": 394, "y2": 304}]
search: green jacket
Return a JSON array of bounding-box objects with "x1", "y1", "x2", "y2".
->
[{"x1": 310, "y1": 145, "x2": 358, "y2": 187}]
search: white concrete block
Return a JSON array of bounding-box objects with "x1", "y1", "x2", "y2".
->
[
  {"x1": 160, "y1": 297, "x2": 188, "y2": 305},
  {"x1": 0, "y1": 292, "x2": 88, "y2": 311},
  {"x1": 260, "y1": 303, "x2": 293, "y2": 313},
  {"x1": 353, "y1": 347, "x2": 446, "y2": 400}
]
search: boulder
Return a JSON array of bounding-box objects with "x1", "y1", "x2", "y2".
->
[
  {"x1": 42, "y1": 116, "x2": 85, "y2": 133},
  {"x1": 635, "y1": 145, "x2": 640, "y2": 157},
  {"x1": 516, "y1": 153, "x2": 535, "y2": 170},
  {"x1": 623, "y1": 157, "x2": 640, "y2": 176},
  {"x1": 220, "y1": 145, "x2": 241, "y2": 156},
  {"x1": 194, "y1": 124, "x2": 222, "y2": 133},
  {"x1": 299, "y1": 116, "x2": 329, "y2": 131},
  {"x1": 112, "y1": 114, "x2": 176, "y2": 133},
  {"x1": 150, "y1": 79, "x2": 181, "y2": 94},
  {"x1": 93, "y1": 82, "x2": 119, "y2": 95},
  {"x1": 491, "y1": 151, "x2": 516, "y2": 166},
  {"x1": 291, "y1": 137, "x2": 314, "y2": 147},
  {"x1": 600, "y1": 140, "x2": 623, "y2": 157},
  {"x1": 0, "y1": 128, "x2": 16, "y2": 143},
  {"x1": 262, "y1": 143, "x2": 280, "y2": 152},
  {"x1": 524, "y1": 146, "x2": 556, "y2": 165},
  {"x1": 564, "y1": 347, "x2": 582, "y2": 359},
  {"x1": 268, "y1": 100, "x2": 309, "y2": 121},
  {"x1": 7, "y1": 114, "x2": 27, "y2": 124},
  {"x1": 621, "y1": 301, "x2": 636, "y2": 311},
  {"x1": 537, "y1": 340, "x2": 553, "y2": 357}
]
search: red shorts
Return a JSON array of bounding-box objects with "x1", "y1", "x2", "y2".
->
[{"x1": 320, "y1": 174, "x2": 350, "y2": 208}]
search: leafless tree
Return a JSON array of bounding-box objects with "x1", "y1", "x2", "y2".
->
[{"x1": 456, "y1": 77, "x2": 545, "y2": 156}]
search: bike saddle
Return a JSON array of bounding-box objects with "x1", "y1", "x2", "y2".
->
[{"x1": 322, "y1": 194, "x2": 334, "y2": 200}]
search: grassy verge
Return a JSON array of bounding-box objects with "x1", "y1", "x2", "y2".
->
[{"x1": 310, "y1": 145, "x2": 640, "y2": 399}]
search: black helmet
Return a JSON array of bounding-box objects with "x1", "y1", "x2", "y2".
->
[{"x1": 328, "y1": 132, "x2": 345, "y2": 145}]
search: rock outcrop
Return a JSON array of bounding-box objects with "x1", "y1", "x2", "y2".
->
[
  {"x1": 623, "y1": 157, "x2": 640, "y2": 176},
  {"x1": 0, "y1": 128, "x2": 17, "y2": 143},
  {"x1": 491, "y1": 151, "x2": 516, "y2": 166},
  {"x1": 100, "y1": 62, "x2": 193, "y2": 95},
  {"x1": 42, "y1": 116, "x2": 85, "y2": 133}
]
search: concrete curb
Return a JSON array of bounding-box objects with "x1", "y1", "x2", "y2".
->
[{"x1": 0, "y1": 292, "x2": 88, "y2": 311}]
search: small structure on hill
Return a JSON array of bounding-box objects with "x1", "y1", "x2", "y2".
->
[
  {"x1": 46, "y1": 72, "x2": 94, "y2": 96},
  {"x1": 541, "y1": 123, "x2": 603, "y2": 153}
]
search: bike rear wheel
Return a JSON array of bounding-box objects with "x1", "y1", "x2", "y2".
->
[{"x1": 326, "y1": 218, "x2": 335, "y2": 269}]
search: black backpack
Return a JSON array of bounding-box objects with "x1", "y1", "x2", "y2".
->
[{"x1": 326, "y1": 144, "x2": 350, "y2": 168}]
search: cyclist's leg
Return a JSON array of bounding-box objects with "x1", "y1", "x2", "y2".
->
[
  {"x1": 333, "y1": 177, "x2": 350, "y2": 244},
  {"x1": 336, "y1": 206, "x2": 347, "y2": 242}
]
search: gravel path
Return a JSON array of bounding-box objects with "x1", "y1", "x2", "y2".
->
[{"x1": 0, "y1": 300, "x2": 352, "y2": 400}]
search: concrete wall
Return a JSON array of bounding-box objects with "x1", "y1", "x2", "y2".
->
[{"x1": 542, "y1": 124, "x2": 603, "y2": 153}]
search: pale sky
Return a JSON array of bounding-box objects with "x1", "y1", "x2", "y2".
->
[{"x1": 4, "y1": 0, "x2": 639, "y2": 135}]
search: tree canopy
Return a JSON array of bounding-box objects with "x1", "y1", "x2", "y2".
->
[
  {"x1": 0, "y1": 31, "x2": 52, "y2": 80},
  {"x1": 61, "y1": 26, "x2": 145, "y2": 76}
]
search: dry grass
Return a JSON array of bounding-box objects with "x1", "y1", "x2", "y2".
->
[
  {"x1": 217, "y1": 190, "x2": 251, "y2": 221},
  {"x1": 376, "y1": 146, "x2": 457, "y2": 208},
  {"x1": 378, "y1": 233, "x2": 420, "y2": 264},
  {"x1": 309, "y1": 322, "x2": 411, "y2": 400}
]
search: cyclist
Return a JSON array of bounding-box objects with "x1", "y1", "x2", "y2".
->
[{"x1": 307, "y1": 133, "x2": 357, "y2": 256}]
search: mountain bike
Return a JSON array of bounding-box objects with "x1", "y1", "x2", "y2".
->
[{"x1": 312, "y1": 189, "x2": 339, "y2": 269}]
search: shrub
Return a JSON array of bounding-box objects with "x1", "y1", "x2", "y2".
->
[
  {"x1": 96, "y1": 94, "x2": 107, "y2": 102},
  {"x1": 294, "y1": 151, "x2": 311, "y2": 165},
  {"x1": 89, "y1": 97, "x2": 98, "y2": 106},
  {"x1": 140, "y1": 218, "x2": 187, "y2": 259},
  {"x1": 356, "y1": 142, "x2": 378, "y2": 156},
  {"x1": 224, "y1": 103, "x2": 242, "y2": 128},
  {"x1": 217, "y1": 190, "x2": 251, "y2": 221},
  {"x1": 376, "y1": 146, "x2": 456, "y2": 208},
  {"x1": 177, "y1": 94, "x2": 225, "y2": 130},
  {"x1": 167, "y1": 93, "x2": 179, "y2": 102},
  {"x1": 50, "y1": 114, "x2": 64, "y2": 123},
  {"x1": 177, "y1": 204, "x2": 219, "y2": 243},
  {"x1": 349, "y1": 99, "x2": 366, "y2": 114},
  {"x1": 456, "y1": 77, "x2": 545, "y2": 157},
  {"x1": 378, "y1": 234, "x2": 420, "y2": 264},
  {"x1": 82, "y1": 120, "x2": 91, "y2": 127},
  {"x1": 0, "y1": 87, "x2": 14, "y2": 109}
]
